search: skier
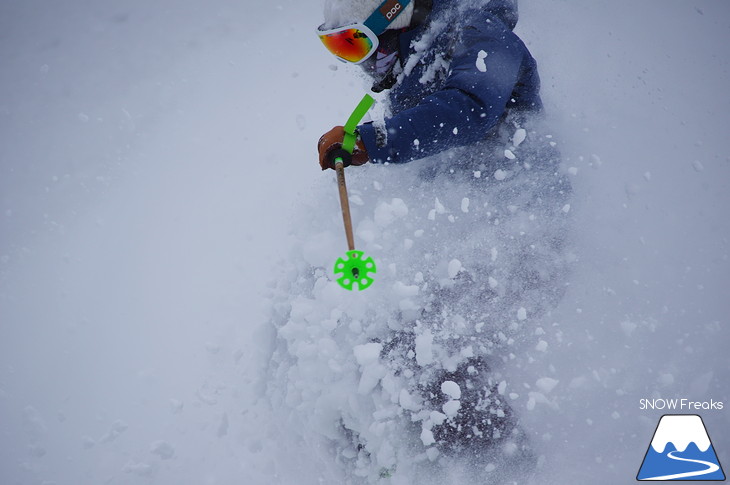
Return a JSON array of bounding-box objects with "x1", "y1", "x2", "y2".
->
[
  {"x1": 308, "y1": 0, "x2": 571, "y2": 471},
  {"x1": 316, "y1": 0, "x2": 542, "y2": 172}
]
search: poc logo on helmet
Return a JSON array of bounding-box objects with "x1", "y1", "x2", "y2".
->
[{"x1": 380, "y1": 1, "x2": 402, "y2": 21}]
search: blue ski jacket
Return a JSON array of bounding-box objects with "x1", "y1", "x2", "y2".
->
[{"x1": 358, "y1": 0, "x2": 542, "y2": 164}]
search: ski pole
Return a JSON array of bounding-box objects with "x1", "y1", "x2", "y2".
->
[
  {"x1": 331, "y1": 94, "x2": 377, "y2": 291},
  {"x1": 334, "y1": 159, "x2": 356, "y2": 251}
]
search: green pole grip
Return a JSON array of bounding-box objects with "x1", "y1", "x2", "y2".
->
[{"x1": 342, "y1": 94, "x2": 375, "y2": 154}]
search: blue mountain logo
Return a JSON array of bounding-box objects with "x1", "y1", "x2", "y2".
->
[{"x1": 637, "y1": 414, "x2": 725, "y2": 481}]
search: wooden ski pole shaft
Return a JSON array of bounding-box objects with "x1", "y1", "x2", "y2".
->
[
  {"x1": 335, "y1": 158, "x2": 356, "y2": 251},
  {"x1": 333, "y1": 94, "x2": 374, "y2": 253}
]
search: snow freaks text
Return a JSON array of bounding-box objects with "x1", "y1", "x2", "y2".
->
[{"x1": 639, "y1": 399, "x2": 724, "y2": 411}]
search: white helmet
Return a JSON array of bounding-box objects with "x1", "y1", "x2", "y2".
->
[{"x1": 323, "y1": 0, "x2": 415, "y2": 30}]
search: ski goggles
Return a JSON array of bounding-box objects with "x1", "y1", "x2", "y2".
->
[{"x1": 317, "y1": 0, "x2": 412, "y2": 64}]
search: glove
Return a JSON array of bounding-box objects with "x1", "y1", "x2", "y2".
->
[{"x1": 317, "y1": 125, "x2": 369, "y2": 171}]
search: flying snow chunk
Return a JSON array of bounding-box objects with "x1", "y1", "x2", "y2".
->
[
  {"x1": 443, "y1": 399, "x2": 461, "y2": 417},
  {"x1": 494, "y1": 169, "x2": 507, "y2": 181},
  {"x1": 399, "y1": 298, "x2": 419, "y2": 311},
  {"x1": 426, "y1": 447, "x2": 440, "y2": 461},
  {"x1": 448, "y1": 259, "x2": 462, "y2": 278},
  {"x1": 692, "y1": 160, "x2": 705, "y2": 172},
  {"x1": 430, "y1": 411, "x2": 447, "y2": 426},
  {"x1": 461, "y1": 197, "x2": 470, "y2": 213},
  {"x1": 476, "y1": 50, "x2": 488, "y2": 72},
  {"x1": 399, "y1": 389, "x2": 421, "y2": 412},
  {"x1": 536, "y1": 377, "x2": 559, "y2": 394},
  {"x1": 354, "y1": 343, "x2": 383, "y2": 366},
  {"x1": 497, "y1": 381, "x2": 507, "y2": 395},
  {"x1": 421, "y1": 428, "x2": 436, "y2": 446},
  {"x1": 441, "y1": 381, "x2": 461, "y2": 400},
  {"x1": 527, "y1": 392, "x2": 551, "y2": 410},
  {"x1": 504, "y1": 149, "x2": 516, "y2": 160},
  {"x1": 393, "y1": 281, "x2": 419, "y2": 297},
  {"x1": 517, "y1": 307, "x2": 527, "y2": 321},
  {"x1": 512, "y1": 128, "x2": 527, "y2": 147},
  {"x1": 374, "y1": 198, "x2": 408, "y2": 227},
  {"x1": 434, "y1": 197, "x2": 446, "y2": 214},
  {"x1": 358, "y1": 365, "x2": 386, "y2": 395}
]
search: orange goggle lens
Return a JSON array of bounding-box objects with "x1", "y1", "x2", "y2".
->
[{"x1": 318, "y1": 27, "x2": 375, "y2": 64}]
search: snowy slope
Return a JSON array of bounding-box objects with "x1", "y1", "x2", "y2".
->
[
  {"x1": 1, "y1": 1, "x2": 729, "y2": 484},
  {"x1": 515, "y1": 2, "x2": 730, "y2": 483}
]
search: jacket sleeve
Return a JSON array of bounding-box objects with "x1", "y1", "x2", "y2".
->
[{"x1": 358, "y1": 21, "x2": 524, "y2": 164}]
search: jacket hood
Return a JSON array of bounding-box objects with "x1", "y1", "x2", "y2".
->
[
  {"x1": 484, "y1": 0, "x2": 518, "y2": 30},
  {"x1": 430, "y1": 0, "x2": 518, "y2": 30}
]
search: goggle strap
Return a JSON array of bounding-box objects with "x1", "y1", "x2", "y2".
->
[{"x1": 363, "y1": 0, "x2": 412, "y2": 35}]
